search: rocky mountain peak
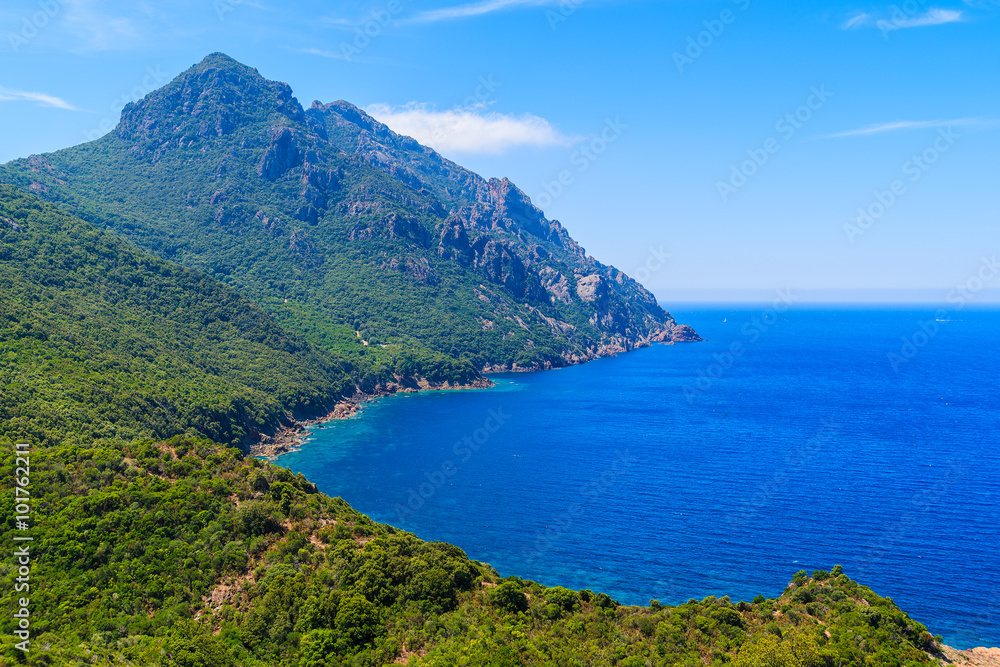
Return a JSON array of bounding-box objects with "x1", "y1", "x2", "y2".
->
[{"x1": 116, "y1": 52, "x2": 305, "y2": 145}]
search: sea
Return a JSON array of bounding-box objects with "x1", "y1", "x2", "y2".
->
[{"x1": 275, "y1": 305, "x2": 1000, "y2": 650}]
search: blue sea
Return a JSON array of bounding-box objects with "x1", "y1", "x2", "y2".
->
[{"x1": 276, "y1": 305, "x2": 1000, "y2": 649}]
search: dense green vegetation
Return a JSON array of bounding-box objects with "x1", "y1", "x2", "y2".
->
[
  {"x1": 0, "y1": 184, "x2": 479, "y2": 449},
  {"x1": 0, "y1": 183, "x2": 354, "y2": 448},
  {"x1": 0, "y1": 435, "x2": 942, "y2": 666}
]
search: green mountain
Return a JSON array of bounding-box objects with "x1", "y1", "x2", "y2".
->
[{"x1": 0, "y1": 53, "x2": 699, "y2": 377}]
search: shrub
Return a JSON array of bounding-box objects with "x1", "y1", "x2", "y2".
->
[{"x1": 490, "y1": 582, "x2": 528, "y2": 613}]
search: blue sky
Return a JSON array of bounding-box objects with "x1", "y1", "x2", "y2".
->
[{"x1": 1, "y1": 0, "x2": 998, "y2": 301}]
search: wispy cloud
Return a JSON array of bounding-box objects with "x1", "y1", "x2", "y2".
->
[
  {"x1": 365, "y1": 102, "x2": 576, "y2": 154},
  {"x1": 889, "y1": 7, "x2": 964, "y2": 27},
  {"x1": 841, "y1": 7, "x2": 965, "y2": 31},
  {"x1": 842, "y1": 11, "x2": 871, "y2": 28},
  {"x1": 0, "y1": 86, "x2": 77, "y2": 110},
  {"x1": 60, "y1": 0, "x2": 144, "y2": 51},
  {"x1": 290, "y1": 46, "x2": 350, "y2": 60},
  {"x1": 403, "y1": 0, "x2": 571, "y2": 24},
  {"x1": 320, "y1": 16, "x2": 353, "y2": 27},
  {"x1": 823, "y1": 118, "x2": 989, "y2": 138}
]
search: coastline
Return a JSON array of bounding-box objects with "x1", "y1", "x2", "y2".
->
[
  {"x1": 249, "y1": 377, "x2": 495, "y2": 459},
  {"x1": 251, "y1": 325, "x2": 703, "y2": 459}
]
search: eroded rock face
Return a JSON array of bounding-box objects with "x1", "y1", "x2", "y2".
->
[
  {"x1": 576, "y1": 275, "x2": 604, "y2": 303},
  {"x1": 289, "y1": 229, "x2": 320, "y2": 268},
  {"x1": 349, "y1": 212, "x2": 429, "y2": 246},
  {"x1": 259, "y1": 127, "x2": 300, "y2": 180}
]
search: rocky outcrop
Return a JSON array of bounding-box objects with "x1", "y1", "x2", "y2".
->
[
  {"x1": 576, "y1": 274, "x2": 604, "y2": 302},
  {"x1": 258, "y1": 127, "x2": 300, "y2": 180},
  {"x1": 349, "y1": 212, "x2": 430, "y2": 247},
  {"x1": 652, "y1": 324, "x2": 704, "y2": 343},
  {"x1": 116, "y1": 53, "x2": 306, "y2": 151},
  {"x1": 936, "y1": 646, "x2": 1000, "y2": 667}
]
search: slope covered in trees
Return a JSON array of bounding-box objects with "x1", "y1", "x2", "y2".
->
[
  {"x1": 0, "y1": 53, "x2": 951, "y2": 667},
  {"x1": 0, "y1": 184, "x2": 944, "y2": 665},
  {"x1": 1, "y1": 183, "x2": 428, "y2": 449}
]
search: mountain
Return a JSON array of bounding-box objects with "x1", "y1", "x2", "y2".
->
[
  {"x1": 0, "y1": 53, "x2": 700, "y2": 377},
  {"x1": 0, "y1": 183, "x2": 352, "y2": 448}
]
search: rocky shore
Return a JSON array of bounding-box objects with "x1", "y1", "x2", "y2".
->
[
  {"x1": 248, "y1": 377, "x2": 494, "y2": 459},
  {"x1": 253, "y1": 322, "x2": 705, "y2": 456},
  {"x1": 936, "y1": 645, "x2": 1000, "y2": 667}
]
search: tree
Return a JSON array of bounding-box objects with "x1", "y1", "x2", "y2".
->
[
  {"x1": 164, "y1": 620, "x2": 234, "y2": 666},
  {"x1": 335, "y1": 595, "x2": 379, "y2": 648},
  {"x1": 299, "y1": 629, "x2": 338, "y2": 667},
  {"x1": 490, "y1": 581, "x2": 528, "y2": 613}
]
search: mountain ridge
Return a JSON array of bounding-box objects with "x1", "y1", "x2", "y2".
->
[{"x1": 1, "y1": 52, "x2": 700, "y2": 379}]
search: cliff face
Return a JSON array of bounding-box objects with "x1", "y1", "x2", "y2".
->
[{"x1": 1, "y1": 53, "x2": 700, "y2": 372}]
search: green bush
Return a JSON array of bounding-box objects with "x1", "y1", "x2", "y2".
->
[{"x1": 490, "y1": 581, "x2": 528, "y2": 613}]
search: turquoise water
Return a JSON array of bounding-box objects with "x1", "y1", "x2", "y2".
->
[{"x1": 276, "y1": 306, "x2": 1000, "y2": 649}]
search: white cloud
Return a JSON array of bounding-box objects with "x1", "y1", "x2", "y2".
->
[
  {"x1": 885, "y1": 7, "x2": 965, "y2": 28},
  {"x1": 0, "y1": 86, "x2": 77, "y2": 110},
  {"x1": 290, "y1": 46, "x2": 350, "y2": 60},
  {"x1": 365, "y1": 103, "x2": 576, "y2": 154},
  {"x1": 403, "y1": 0, "x2": 574, "y2": 24},
  {"x1": 842, "y1": 7, "x2": 966, "y2": 31},
  {"x1": 841, "y1": 12, "x2": 871, "y2": 28},
  {"x1": 823, "y1": 118, "x2": 988, "y2": 138}
]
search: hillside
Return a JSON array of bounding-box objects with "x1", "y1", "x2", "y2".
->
[
  {"x1": 0, "y1": 53, "x2": 700, "y2": 375},
  {"x1": 0, "y1": 182, "x2": 491, "y2": 450},
  {"x1": 0, "y1": 51, "x2": 971, "y2": 667},
  {"x1": 0, "y1": 183, "x2": 358, "y2": 448}
]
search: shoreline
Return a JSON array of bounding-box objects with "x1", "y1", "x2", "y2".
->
[
  {"x1": 246, "y1": 355, "x2": 1000, "y2": 657},
  {"x1": 935, "y1": 645, "x2": 1000, "y2": 666},
  {"x1": 248, "y1": 377, "x2": 495, "y2": 459},
  {"x1": 252, "y1": 333, "x2": 704, "y2": 459},
  {"x1": 249, "y1": 331, "x2": 699, "y2": 459}
]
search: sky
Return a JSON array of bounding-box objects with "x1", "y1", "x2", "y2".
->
[{"x1": 0, "y1": 0, "x2": 998, "y2": 302}]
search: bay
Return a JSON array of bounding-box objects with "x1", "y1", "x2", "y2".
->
[{"x1": 276, "y1": 305, "x2": 1000, "y2": 649}]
